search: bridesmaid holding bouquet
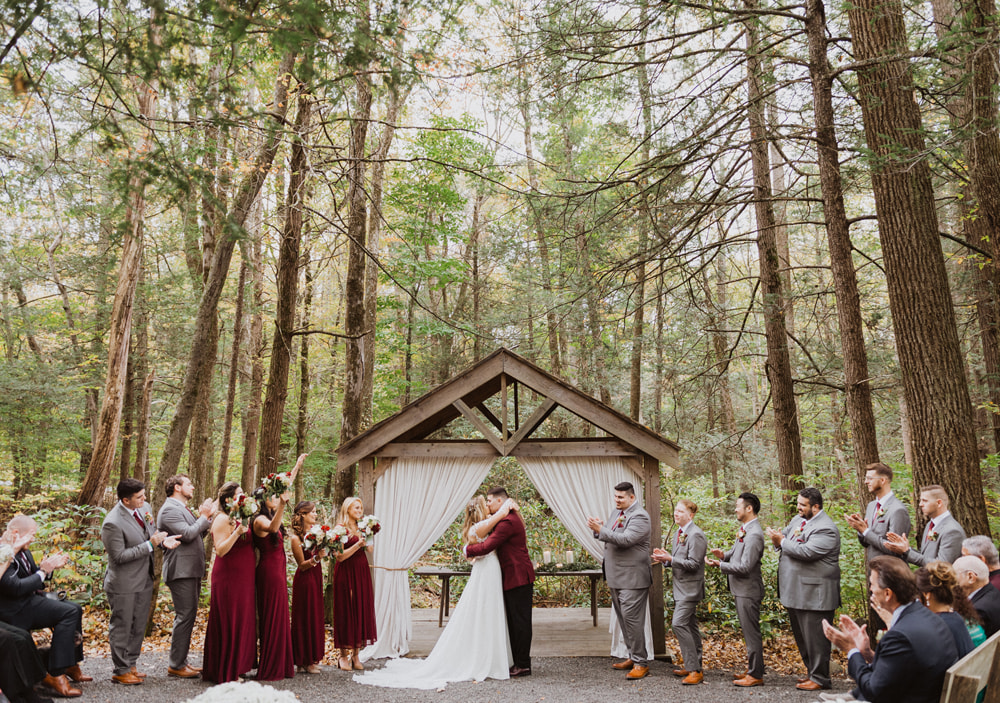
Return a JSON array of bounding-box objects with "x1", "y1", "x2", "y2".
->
[
  {"x1": 332, "y1": 496, "x2": 377, "y2": 671},
  {"x1": 290, "y1": 501, "x2": 326, "y2": 674},
  {"x1": 202, "y1": 482, "x2": 257, "y2": 683}
]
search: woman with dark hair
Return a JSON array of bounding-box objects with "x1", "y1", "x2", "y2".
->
[
  {"x1": 290, "y1": 501, "x2": 325, "y2": 674},
  {"x1": 202, "y1": 482, "x2": 256, "y2": 683},
  {"x1": 252, "y1": 480, "x2": 295, "y2": 681},
  {"x1": 915, "y1": 560, "x2": 981, "y2": 657}
]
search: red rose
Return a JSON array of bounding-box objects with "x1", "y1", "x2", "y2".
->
[{"x1": 373, "y1": 524, "x2": 381, "y2": 534}]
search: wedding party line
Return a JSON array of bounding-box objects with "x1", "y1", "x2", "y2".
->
[{"x1": 0, "y1": 459, "x2": 993, "y2": 703}]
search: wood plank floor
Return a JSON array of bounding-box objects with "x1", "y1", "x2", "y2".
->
[{"x1": 407, "y1": 607, "x2": 615, "y2": 657}]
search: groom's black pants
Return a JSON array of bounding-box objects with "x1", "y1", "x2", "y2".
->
[{"x1": 504, "y1": 583, "x2": 533, "y2": 669}]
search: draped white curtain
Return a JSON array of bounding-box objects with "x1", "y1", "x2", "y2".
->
[
  {"x1": 360, "y1": 456, "x2": 495, "y2": 661},
  {"x1": 518, "y1": 456, "x2": 655, "y2": 659}
]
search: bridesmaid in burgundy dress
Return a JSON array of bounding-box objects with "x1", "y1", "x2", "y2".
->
[
  {"x1": 290, "y1": 501, "x2": 326, "y2": 673},
  {"x1": 252, "y1": 484, "x2": 295, "y2": 681},
  {"x1": 332, "y1": 496, "x2": 377, "y2": 671},
  {"x1": 202, "y1": 482, "x2": 256, "y2": 683}
]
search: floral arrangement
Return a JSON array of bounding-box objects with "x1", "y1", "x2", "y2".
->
[
  {"x1": 302, "y1": 524, "x2": 334, "y2": 552},
  {"x1": 260, "y1": 471, "x2": 294, "y2": 498},
  {"x1": 331, "y1": 524, "x2": 349, "y2": 548},
  {"x1": 358, "y1": 514, "x2": 381, "y2": 541},
  {"x1": 737, "y1": 525, "x2": 746, "y2": 543},
  {"x1": 677, "y1": 531, "x2": 687, "y2": 545},
  {"x1": 0, "y1": 543, "x2": 13, "y2": 564},
  {"x1": 226, "y1": 493, "x2": 259, "y2": 523}
]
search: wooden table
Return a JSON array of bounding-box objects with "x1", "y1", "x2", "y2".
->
[{"x1": 414, "y1": 567, "x2": 603, "y2": 627}]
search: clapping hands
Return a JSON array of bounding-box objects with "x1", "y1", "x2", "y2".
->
[
  {"x1": 884, "y1": 532, "x2": 910, "y2": 554},
  {"x1": 844, "y1": 512, "x2": 869, "y2": 533}
]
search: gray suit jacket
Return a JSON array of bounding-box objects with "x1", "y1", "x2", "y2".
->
[
  {"x1": 858, "y1": 493, "x2": 910, "y2": 561},
  {"x1": 101, "y1": 501, "x2": 156, "y2": 595},
  {"x1": 157, "y1": 497, "x2": 210, "y2": 583},
  {"x1": 721, "y1": 519, "x2": 765, "y2": 600},
  {"x1": 907, "y1": 513, "x2": 966, "y2": 566},
  {"x1": 596, "y1": 500, "x2": 652, "y2": 590},
  {"x1": 669, "y1": 521, "x2": 706, "y2": 602},
  {"x1": 777, "y1": 510, "x2": 841, "y2": 611}
]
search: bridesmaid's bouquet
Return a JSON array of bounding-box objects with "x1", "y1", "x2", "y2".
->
[
  {"x1": 260, "y1": 471, "x2": 294, "y2": 498},
  {"x1": 225, "y1": 493, "x2": 259, "y2": 524},
  {"x1": 330, "y1": 524, "x2": 350, "y2": 551},
  {"x1": 358, "y1": 515, "x2": 381, "y2": 541},
  {"x1": 303, "y1": 524, "x2": 335, "y2": 552}
]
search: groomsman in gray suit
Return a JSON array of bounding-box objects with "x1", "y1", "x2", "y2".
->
[
  {"x1": 707, "y1": 492, "x2": 765, "y2": 687},
  {"x1": 101, "y1": 479, "x2": 179, "y2": 685},
  {"x1": 588, "y1": 481, "x2": 652, "y2": 680},
  {"x1": 845, "y1": 462, "x2": 911, "y2": 562},
  {"x1": 885, "y1": 485, "x2": 966, "y2": 566},
  {"x1": 767, "y1": 487, "x2": 841, "y2": 692},
  {"x1": 653, "y1": 499, "x2": 707, "y2": 685},
  {"x1": 156, "y1": 475, "x2": 213, "y2": 678}
]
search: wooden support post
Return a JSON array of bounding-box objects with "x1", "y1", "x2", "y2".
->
[
  {"x1": 644, "y1": 452, "x2": 667, "y2": 659},
  {"x1": 359, "y1": 456, "x2": 376, "y2": 519},
  {"x1": 501, "y1": 372, "x2": 508, "y2": 442}
]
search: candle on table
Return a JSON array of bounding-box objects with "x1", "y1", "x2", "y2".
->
[
  {"x1": 565, "y1": 550, "x2": 574, "y2": 563},
  {"x1": 543, "y1": 550, "x2": 552, "y2": 564}
]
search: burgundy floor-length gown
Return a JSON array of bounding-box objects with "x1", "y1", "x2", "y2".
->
[
  {"x1": 291, "y1": 546, "x2": 325, "y2": 667},
  {"x1": 333, "y1": 534, "x2": 377, "y2": 649},
  {"x1": 254, "y1": 528, "x2": 295, "y2": 680},
  {"x1": 202, "y1": 529, "x2": 257, "y2": 683}
]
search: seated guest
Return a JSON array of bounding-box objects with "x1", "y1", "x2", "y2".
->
[
  {"x1": 962, "y1": 536, "x2": 1000, "y2": 591},
  {"x1": 0, "y1": 515, "x2": 88, "y2": 699},
  {"x1": 823, "y1": 556, "x2": 958, "y2": 703},
  {"x1": 915, "y1": 561, "x2": 979, "y2": 657},
  {"x1": 0, "y1": 530, "x2": 52, "y2": 703},
  {"x1": 954, "y1": 555, "x2": 1000, "y2": 637}
]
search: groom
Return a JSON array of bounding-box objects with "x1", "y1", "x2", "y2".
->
[{"x1": 464, "y1": 486, "x2": 536, "y2": 677}]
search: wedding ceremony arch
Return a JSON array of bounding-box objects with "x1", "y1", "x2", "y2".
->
[{"x1": 335, "y1": 348, "x2": 681, "y2": 661}]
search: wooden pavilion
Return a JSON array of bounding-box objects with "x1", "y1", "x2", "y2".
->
[{"x1": 335, "y1": 347, "x2": 681, "y2": 657}]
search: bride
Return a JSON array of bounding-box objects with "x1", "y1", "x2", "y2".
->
[{"x1": 354, "y1": 495, "x2": 515, "y2": 689}]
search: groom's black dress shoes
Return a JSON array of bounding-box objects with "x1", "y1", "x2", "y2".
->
[{"x1": 509, "y1": 667, "x2": 532, "y2": 678}]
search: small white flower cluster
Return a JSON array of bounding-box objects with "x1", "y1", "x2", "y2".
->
[{"x1": 358, "y1": 514, "x2": 381, "y2": 540}]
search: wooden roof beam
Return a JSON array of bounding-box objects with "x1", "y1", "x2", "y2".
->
[
  {"x1": 453, "y1": 399, "x2": 505, "y2": 454},
  {"x1": 504, "y1": 397, "x2": 556, "y2": 454}
]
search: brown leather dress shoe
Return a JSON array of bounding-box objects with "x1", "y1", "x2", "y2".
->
[
  {"x1": 42, "y1": 674, "x2": 82, "y2": 698},
  {"x1": 627, "y1": 665, "x2": 649, "y2": 680},
  {"x1": 509, "y1": 666, "x2": 532, "y2": 677},
  {"x1": 612, "y1": 659, "x2": 634, "y2": 670},
  {"x1": 797, "y1": 677, "x2": 809, "y2": 684},
  {"x1": 797, "y1": 680, "x2": 823, "y2": 691},
  {"x1": 65, "y1": 665, "x2": 92, "y2": 683},
  {"x1": 112, "y1": 672, "x2": 143, "y2": 685},
  {"x1": 734, "y1": 674, "x2": 764, "y2": 687},
  {"x1": 168, "y1": 665, "x2": 201, "y2": 678},
  {"x1": 682, "y1": 671, "x2": 704, "y2": 685},
  {"x1": 732, "y1": 671, "x2": 748, "y2": 680},
  {"x1": 672, "y1": 668, "x2": 689, "y2": 677}
]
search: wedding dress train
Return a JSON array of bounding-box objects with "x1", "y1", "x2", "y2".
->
[{"x1": 354, "y1": 527, "x2": 512, "y2": 689}]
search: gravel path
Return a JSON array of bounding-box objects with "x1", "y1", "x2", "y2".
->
[{"x1": 65, "y1": 652, "x2": 856, "y2": 703}]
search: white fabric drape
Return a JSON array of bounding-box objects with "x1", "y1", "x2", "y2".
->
[
  {"x1": 360, "y1": 456, "x2": 495, "y2": 661},
  {"x1": 518, "y1": 456, "x2": 655, "y2": 659}
]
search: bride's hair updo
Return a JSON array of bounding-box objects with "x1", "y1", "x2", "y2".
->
[{"x1": 462, "y1": 495, "x2": 490, "y2": 546}]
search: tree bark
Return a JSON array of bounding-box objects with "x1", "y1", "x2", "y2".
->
[
  {"x1": 745, "y1": 1, "x2": 804, "y2": 511},
  {"x1": 217, "y1": 257, "x2": 246, "y2": 491},
  {"x1": 844, "y1": 0, "x2": 988, "y2": 534},
  {"x1": 242, "y1": 226, "x2": 266, "y2": 491},
  {"x1": 157, "y1": 51, "x2": 297, "y2": 480}
]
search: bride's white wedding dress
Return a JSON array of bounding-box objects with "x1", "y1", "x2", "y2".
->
[{"x1": 354, "y1": 521, "x2": 513, "y2": 689}]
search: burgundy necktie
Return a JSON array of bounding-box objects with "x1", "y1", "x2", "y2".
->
[
  {"x1": 925, "y1": 520, "x2": 935, "y2": 540},
  {"x1": 133, "y1": 511, "x2": 146, "y2": 532},
  {"x1": 874, "y1": 501, "x2": 881, "y2": 515}
]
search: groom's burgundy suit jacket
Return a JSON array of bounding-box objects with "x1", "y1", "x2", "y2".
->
[{"x1": 465, "y1": 512, "x2": 535, "y2": 591}]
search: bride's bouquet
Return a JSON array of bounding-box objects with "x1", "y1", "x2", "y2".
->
[
  {"x1": 226, "y1": 493, "x2": 259, "y2": 524},
  {"x1": 358, "y1": 514, "x2": 381, "y2": 541},
  {"x1": 302, "y1": 524, "x2": 335, "y2": 552},
  {"x1": 260, "y1": 471, "x2": 294, "y2": 498}
]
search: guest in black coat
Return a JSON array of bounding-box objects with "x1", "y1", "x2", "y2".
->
[
  {"x1": 0, "y1": 530, "x2": 52, "y2": 703},
  {"x1": 823, "y1": 556, "x2": 959, "y2": 703},
  {"x1": 954, "y1": 555, "x2": 1000, "y2": 637}
]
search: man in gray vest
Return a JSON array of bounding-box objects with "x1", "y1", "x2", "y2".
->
[
  {"x1": 886, "y1": 485, "x2": 965, "y2": 566},
  {"x1": 767, "y1": 487, "x2": 841, "y2": 692},
  {"x1": 654, "y1": 498, "x2": 707, "y2": 685},
  {"x1": 156, "y1": 475, "x2": 213, "y2": 678},
  {"x1": 588, "y1": 481, "x2": 652, "y2": 680},
  {"x1": 845, "y1": 462, "x2": 910, "y2": 562},
  {"x1": 707, "y1": 492, "x2": 765, "y2": 687},
  {"x1": 101, "y1": 479, "x2": 180, "y2": 685}
]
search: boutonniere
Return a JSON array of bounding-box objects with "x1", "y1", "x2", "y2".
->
[
  {"x1": 143, "y1": 511, "x2": 153, "y2": 525},
  {"x1": 792, "y1": 526, "x2": 804, "y2": 538},
  {"x1": 737, "y1": 526, "x2": 746, "y2": 542},
  {"x1": 927, "y1": 529, "x2": 939, "y2": 542},
  {"x1": 678, "y1": 532, "x2": 687, "y2": 545},
  {"x1": 615, "y1": 514, "x2": 626, "y2": 529},
  {"x1": 875, "y1": 506, "x2": 886, "y2": 519}
]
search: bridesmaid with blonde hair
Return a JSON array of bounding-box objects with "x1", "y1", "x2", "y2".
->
[{"x1": 332, "y1": 496, "x2": 376, "y2": 671}]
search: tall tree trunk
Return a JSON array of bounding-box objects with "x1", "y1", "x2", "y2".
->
[
  {"x1": 745, "y1": 1, "x2": 804, "y2": 511},
  {"x1": 157, "y1": 51, "x2": 297, "y2": 480},
  {"x1": 242, "y1": 226, "x2": 266, "y2": 491},
  {"x1": 333, "y1": 64, "x2": 373, "y2": 506},
  {"x1": 295, "y1": 252, "x2": 312, "y2": 504},
  {"x1": 805, "y1": 0, "x2": 881, "y2": 487},
  {"x1": 77, "y1": 9, "x2": 162, "y2": 507},
  {"x1": 844, "y1": 0, "x2": 988, "y2": 534},
  {"x1": 258, "y1": 76, "x2": 313, "y2": 479},
  {"x1": 217, "y1": 257, "x2": 246, "y2": 491}
]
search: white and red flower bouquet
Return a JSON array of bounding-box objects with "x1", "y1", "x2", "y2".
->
[
  {"x1": 225, "y1": 493, "x2": 259, "y2": 524},
  {"x1": 303, "y1": 524, "x2": 335, "y2": 552},
  {"x1": 260, "y1": 471, "x2": 294, "y2": 498},
  {"x1": 358, "y1": 515, "x2": 381, "y2": 541}
]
